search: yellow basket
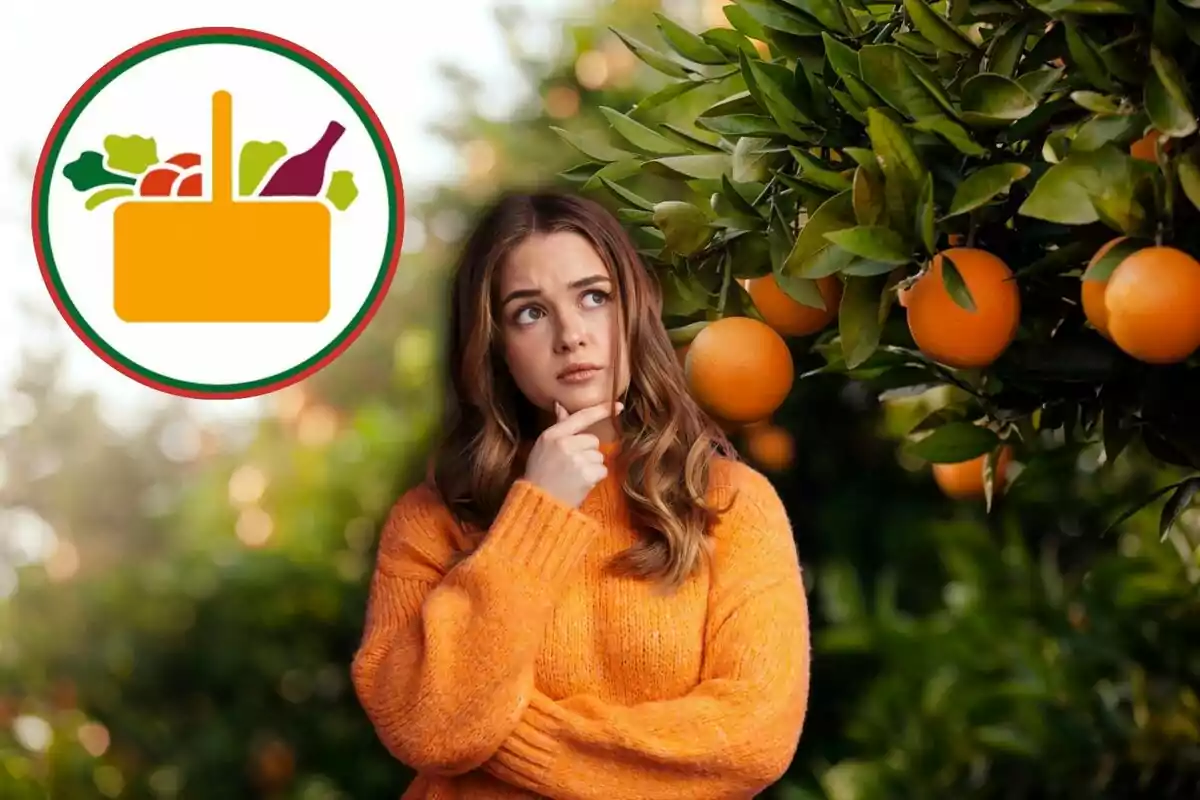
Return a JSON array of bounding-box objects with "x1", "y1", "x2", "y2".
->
[{"x1": 113, "y1": 90, "x2": 331, "y2": 323}]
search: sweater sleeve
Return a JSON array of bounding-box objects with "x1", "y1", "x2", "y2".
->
[
  {"x1": 482, "y1": 467, "x2": 811, "y2": 799},
  {"x1": 350, "y1": 479, "x2": 603, "y2": 777}
]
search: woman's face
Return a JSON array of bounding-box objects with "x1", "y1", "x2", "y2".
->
[{"x1": 496, "y1": 230, "x2": 630, "y2": 418}]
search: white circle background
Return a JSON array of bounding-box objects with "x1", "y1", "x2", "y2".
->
[{"x1": 45, "y1": 40, "x2": 395, "y2": 389}]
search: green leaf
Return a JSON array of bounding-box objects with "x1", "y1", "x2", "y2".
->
[
  {"x1": 610, "y1": 28, "x2": 697, "y2": 79},
  {"x1": 798, "y1": 245, "x2": 858, "y2": 278},
  {"x1": 1070, "y1": 91, "x2": 1124, "y2": 115},
  {"x1": 325, "y1": 171, "x2": 358, "y2": 211},
  {"x1": 733, "y1": 137, "x2": 778, "y2": 183},
  {"x1": 550, "y1": 126, "x2": 634, "y2": 163},
  {"x1": 1081, "y1": 236, "x2": 1146, "y2": 281},
  {"x1": 910, "y1": 116, "x2": 988, "y2": 157},
  {"x1": 632, "y1": 79, "x2": 711, "y2": 114},
  {"x1": 582, "y1": 159, "x2": 643, "y2": 191},
  {"x1": 1021, "y1": 145, "x2": 1154, "y2": 234},
  {"x1": 824, "y1": 226, "x2": 912, "y2": 264},
  {"x1": 737, "y1": 0, "x2": 826, "y2": 36},
  {"x1": 839, "y1": 275, "x2": 886, "y2": 368},
  {"x1": 946, "y1": 163, "x2": 1031, "y2": 217},
  {"x1": 822, "y1": 32, "x2": 861, "y2": 81},
  {"x1": 1064, "y1": 23, "x2": 1117, "y2": 93},
  {"x1": 1101, "y1": 480, "x2": 1187, "y2": 537},
  {"x1": 907, "y1": 422, "x2": 1000, "y2": 463},
  {"x1": 618, "y1": 208, "x2": 656, "y2": 225},
  {"x1": 940, "y1": 253, "x2": 977, "y2": 312},
  {"x1": 916, "y1": 173, "x2": 936, "y2": 254},
  {"x1": 653, "y1": 201, "x2": 713, "y2": 255},
  {"x1": 701, "y1": 28, "x2": 759, "y2": 59},
  {"x1": 789, "y1": 146, "x2": 853, "y2": 191},
  {"x1": 654, "y1": 13, "x2": 729, "y2": 64},
  {"x1": 742, "y1": 53, "x2": 812, "y2": 130},
  {"x1": 902, "y1": 0, "x2": 976, "y2": 55},
  {"x1": 858, "y1": 45, "x2": 945, "y2": 121},
  {"x1": 1146, "y1": 46, "x2": 1198, "y2": 137},
  {"x1": 725, "y1": 1, "x2": 774, "y2": 39},
  {"x1": 1017, "y1": 66, "x2": 1063, "y2": 100},
  {"x1": 600, "y1": 107, "x2": 691, "y2": 155},
  {"x1": 1177, "y1": 144, "x2": 1200, "y2": 213},
  {"x1": 667, "y1": 320, "x2": 711, "y2": 345},
  {"x1": 657, "y1": 123, "x2": 725, "y2": 153},
  {"x1": 852, "y1": 166, "x2": 884, "y2": 226},
  {"x1": 987, "y1": 19, "x2": 1032, "y2": 78},
  {"x1": 599, "y1": 177, "x2": 655, "y2": 211},
  {"x1": 892, "y1": 31, "x2": 940, "y2": 57},
  {"x1": 696, "y1": 114, "x2": 786, "y2": 137},
  {"x1": 1159, "y1": 477, "x2": 1200, "y2": 540},
  {"x1": 103, "y1": 134, "x2": 158, "y2": 175},
  {"x1": 1153, "y1": 0, "x2": 1187, "y2": 47},
  {"x1": 866, "y1": 109, "x2": 925, "y2": 233},
  {"x1": 777, "y1": 273, "x2": 830, "y2": 309},
  {"x1": 783, "y1": 189, "x2": 856, "y2": 276},
  {"x1": 699, "y1": 90, "x2": 761, "y2": 119},
  {"x1": 779, "y1": 0, "x2": 851, "y2": 34},
  {"x1": 960, "y1": 73, "x2": 1037, "y2": 126},
  {"x1": 841, "y1": 258, "x2": 900, "y2": 276},
  {"x1": 1145, "y1": 72, "x2": 1197, "y2": 138},
  {"x1": 661, "y1": 270, "x2": 711, "y2": 317},
  {"x1": 646, "y1": 153, "x2": 732, "y2": 179},
  {"x1": 1072, "y1": 113, "x2": 1146, "y2": 152}
]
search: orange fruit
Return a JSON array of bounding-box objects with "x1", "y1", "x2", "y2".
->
[
  {"x1": 1081, "y1": 237, "x2": 1125, "y2": 339},
  {"x1": 904, "y1": 248, "x2": 1021, "y2": 368},
  {"x1": 744, "y1": 422, "x2": 795, "y2": 472},
  {"x1": 932, "y1": 446, "x2": 1013, "y2": 500},
  {"x1": 1130, "y1": 129, "x2": 1161, "y2": 162},
  {"x1": 746, "y1": 274, "x2": 841, "y2": 337},
  {"x1": 685, "y1": 316, "x2": 794, "y2": 423},
  {"x1": 1105, "y1": 245, "x2": 1200, "y2": 364}
]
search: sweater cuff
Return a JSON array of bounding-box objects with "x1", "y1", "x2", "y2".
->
[
  {"x1": 488, "y1": 693, "x2": 563, "y2": 785},
  {"x1": 471, "y1": 479, "x2": 602, "y2": 589}
]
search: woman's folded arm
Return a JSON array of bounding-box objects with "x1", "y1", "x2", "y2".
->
[
  {"x1": 351, "y1": 480, "x2": 603, "y2": 776},
  {"x1": 482, "y1": 469, "x2": 811, "y2": 799}
]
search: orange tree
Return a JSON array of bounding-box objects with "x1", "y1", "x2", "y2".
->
[{"x1": 565, "y1": 0, "x2": 1200, "y2": 530}]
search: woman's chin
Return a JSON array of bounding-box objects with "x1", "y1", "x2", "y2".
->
[{"x1": 551, "y1": 385, "x2": 611, "y2": 413}]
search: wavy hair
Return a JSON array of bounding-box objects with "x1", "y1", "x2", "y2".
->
[{"x1": 430, "y1": 188, "x2": 737, "y2": 589}]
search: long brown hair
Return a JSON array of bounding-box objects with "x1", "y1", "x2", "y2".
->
[{"x1": 430, "y1": 188, "x2": 737, "y2": 589}]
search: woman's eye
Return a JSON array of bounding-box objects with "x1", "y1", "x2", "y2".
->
[
  {"x1": 583, "y1": 290, "x2": 609, "y2": 308},
  {"x1": 515, "y1": 306, "x2": 543, "y2": 325}
]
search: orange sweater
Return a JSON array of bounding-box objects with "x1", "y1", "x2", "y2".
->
[{"x1": 351, "y1": 445, "x2": 810, "y2": 799}]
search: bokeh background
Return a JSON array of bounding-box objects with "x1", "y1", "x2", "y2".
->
[{"x1": 2, "y1": 1, "x2": 1199, "y2": 798}]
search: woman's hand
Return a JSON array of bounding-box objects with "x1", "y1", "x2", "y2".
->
[{"x1": 524, "y1": 401, "x2": 622, "y2": 508}]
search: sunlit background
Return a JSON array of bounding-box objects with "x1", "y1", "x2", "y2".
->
[{"x1": 2, "y1": 1, "x2": 1198, "y2": 798}]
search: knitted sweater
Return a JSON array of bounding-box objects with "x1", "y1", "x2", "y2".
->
[{"x1": 351, "y1": 443, "x2": 810, "y2": 799}]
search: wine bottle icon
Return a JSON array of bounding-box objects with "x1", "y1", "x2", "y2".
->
[{"x1": 259, "y1": 121, "x2": 345, "y2": 197}]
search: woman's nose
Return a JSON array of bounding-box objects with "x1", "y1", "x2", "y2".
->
[{"x1": 555, "y1": 312, "x2": 588, "y2": 351}]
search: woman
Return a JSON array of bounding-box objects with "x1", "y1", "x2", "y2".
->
[{"x1": 351, "y1": 189, "x2": 810, "y2": 799}]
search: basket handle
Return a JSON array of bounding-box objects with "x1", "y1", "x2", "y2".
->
[{"x1": 211, "y1": 90, "x2": 232, "y2": 205}]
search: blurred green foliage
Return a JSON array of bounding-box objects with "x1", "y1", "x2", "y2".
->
[{"x1": 0, "y1": 1, "x2": 1198, "y2": 799}]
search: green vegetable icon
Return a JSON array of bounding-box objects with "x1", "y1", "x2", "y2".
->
[
  {"x1": 62, "y1": 152, "x2": 136, "y2": 192},
  {"x1": 238, "y1": 140, "x2": 288, "y2": 196},
  {"x1": 104, "y1": 134, "x2": 158, "y2": 175},
  {"x1": 326, "y1": 171, "x2": 358, "y2": 211}
]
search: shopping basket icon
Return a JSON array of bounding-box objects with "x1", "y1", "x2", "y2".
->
[{"x1": 113, "y1": 90, "x2": 331, "y2": 323}]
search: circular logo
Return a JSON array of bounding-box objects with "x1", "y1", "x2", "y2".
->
[{"x1": 32, "y1": 27, "x2": 404, "y2": 399}]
